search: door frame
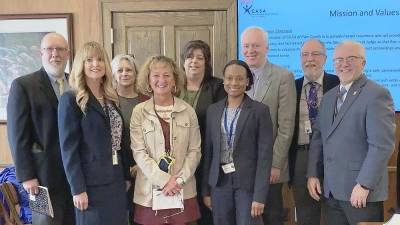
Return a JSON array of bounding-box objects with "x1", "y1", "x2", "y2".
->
[{"x1": 100, "y1": 0, "x2": 237, "y2": 61}]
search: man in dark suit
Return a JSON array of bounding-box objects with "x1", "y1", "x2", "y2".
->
[
  {"x1": 7, "y1": 32, "x2": 75, "y2": 225},
  {"x1": 289, "y1": 39, "x2": 339, "y2": 225},
  {"x1": 307, "y1": 40, "x2": 396, "y2": 225}
]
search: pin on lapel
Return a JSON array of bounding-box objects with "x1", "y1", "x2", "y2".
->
[{"x1": 353, "y1": 91, "x2": 357, "y2": 95}]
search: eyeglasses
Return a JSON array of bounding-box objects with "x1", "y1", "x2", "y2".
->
[
  {"x1": 301, "y1": 51, "x2": 325, "y2": 58},
  {"x1": 42, "y1": 47, "x2": 68, "y2": 54},
  {"x1": 333, "y1": 56, "x2": 363, "y2": 64}
]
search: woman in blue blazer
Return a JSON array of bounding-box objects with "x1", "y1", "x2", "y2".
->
[
  {"x1": 202, "y1": 60, "x2": 274, "y2": 225},
  {"x1": 58, "y1": 42, "x2": 130, "y2": 225}
]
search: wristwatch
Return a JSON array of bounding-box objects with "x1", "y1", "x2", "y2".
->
[{"x1": 176, "y1": 177, "x2": 185, "y2": 186}]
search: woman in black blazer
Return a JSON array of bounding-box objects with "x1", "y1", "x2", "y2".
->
[
  {"x1": 179, "y1": 40, "x2": 226, "y2": 225},
  {"x1": 202, "y1": 60, "x2": 273, "y2": 225},
  {"x1": 58, "y1": 42, "x2": 130, "y2": 225}
]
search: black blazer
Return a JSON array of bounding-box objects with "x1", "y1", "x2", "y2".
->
[
  {"x1": 288, "y1": 72, "x2": 339, "y2": 183},
  {"x1": 195, "y1": 77, "x2": 226, "y2": 138},
  {"x1": 7, "y1": 67, "x2": 69, "y2": 191},
  {"x1": 58, "y1": 91, "x2": 131, "y2": 195},
  {"x1": 202, "y1": 95, "x2": 273, "y2": 203}
]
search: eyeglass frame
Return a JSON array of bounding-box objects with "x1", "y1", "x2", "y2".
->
[
  {"x1": 42, "y1": 47, "x2": 69, "y2": 54},
  {"x1": 333, "y1": 55, "x2": 364, "y2": 64},
  {"x1": 300, "y1": 51, "x2": 326, "y2": 58}
]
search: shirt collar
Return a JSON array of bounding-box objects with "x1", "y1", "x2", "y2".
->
[
  {"x1": 302, "y1": 72, "x2": 324, "y2": 87},
  {"x1": 340, "y1": 82, "x2": 353, "y2": 92}
]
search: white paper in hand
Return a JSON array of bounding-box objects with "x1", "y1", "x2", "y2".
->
[{"x1": 152, "y1": 189, "x2": 184, "y2": 210}]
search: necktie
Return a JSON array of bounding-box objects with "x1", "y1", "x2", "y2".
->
[
  {"x1": 336, "y1": 86, "x2": 347, "y2": 115},
  {"x1": 307, "y1": 82, "x2": 319, "y2": 124},
  {"x1": 57, "y1": 78, "x2": 65, "y2": 96}
]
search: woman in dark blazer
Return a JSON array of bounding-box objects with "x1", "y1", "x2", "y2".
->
[
  {"x1": 58, "y1": 42, "x2": 130, "y2": 225},
  {"x1": 179, "y1": 40, "x2": 226, "y2": 225},
  {"x1": 202, "y1": 60, "x2": 274, "y2": 225}
]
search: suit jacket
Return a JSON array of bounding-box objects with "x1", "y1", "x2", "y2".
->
[
  {"x1": 202, "y1": 95, "x2": 274, "y2": 203},
  {"x1": 7, "y1": 67, "x2": 70, "y2": 192},
  {"x1": 288, "y1": 72, "x2": 339, "y2": 183},
  {"x1": 58, "y1": 91, "x2": 131, "y2": 195},
  {"x1": 252, "y1": 61, "x2": 296, "y2": 182},
  {"x1": 307, "y1": 75, "x2": 396, "y2": 202},
  {"x1": 195, "y1": 77, "x2": 226, "y2": 139}
]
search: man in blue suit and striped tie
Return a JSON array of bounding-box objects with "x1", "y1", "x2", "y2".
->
[{"x1": 307, "y1": 40, "x2": 396, "y2": 225}]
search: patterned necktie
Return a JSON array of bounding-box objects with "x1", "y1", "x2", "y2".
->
[
  {"x1": 336, "y1": 86, "x2": 347, "y2": 115},
  {"x1": 307, "y1": 82, "x2": 319, "y2": 124},
  {"x1": 57, "y1": 78, "x2": 65, "y2": 96}
]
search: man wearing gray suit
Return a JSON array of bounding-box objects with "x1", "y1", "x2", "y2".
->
[
  {"x1": 307, "y1": 40, "x2": 396, "y2": 225},
  {"x1": 241, "y1": 26, "x2": 296, "y2": 225}
]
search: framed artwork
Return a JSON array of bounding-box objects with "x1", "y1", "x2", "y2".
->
[{"x1": 0, "y1": 13, "x2": 73, "y2": 123}]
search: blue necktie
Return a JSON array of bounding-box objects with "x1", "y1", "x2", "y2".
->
[{"x1": 307, "y1": 82, "x2": 319, "y2": 124}]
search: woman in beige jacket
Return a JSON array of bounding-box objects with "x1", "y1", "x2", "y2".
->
[{"x1": 130, "y1": 55, "x2": 201, "y2": 225}]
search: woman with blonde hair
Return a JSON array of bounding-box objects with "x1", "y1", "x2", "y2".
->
[
  {"x1": 58, "y1": 41, "x2": 131, "y2": 225},
  {"x1": 131, "y1": 55, "x2": 201, "y2": 225}
]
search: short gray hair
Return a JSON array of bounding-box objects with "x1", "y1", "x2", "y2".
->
[
  {"x1": 301, "y1": 38, "x2": 327, "y2": 55},
  {"x1": 335, "y1": 40, "x2": 366, "y2": 58},
  {"x1": 111, "y1": 54, "x2": 138, "y2": 76},
  {"x1": 241, "y1": 26, "x2": 269, "y2": 46}
]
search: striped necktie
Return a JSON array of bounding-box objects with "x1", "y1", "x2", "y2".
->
[{"x1": 335, "y1": 86, "x2": 347, "y2": 115}]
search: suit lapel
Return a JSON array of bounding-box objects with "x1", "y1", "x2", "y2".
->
[
  {"x1": 232, "y1": 96, "x2": 251, "y2": 151},
  {"x1": 327, "y1": 76, "x2": 367, "y2": 137},
  {"x1": 322, "y1": 72, "x2": 339, "y2": 94},
  {"x1": 38, "y1": 68, "x2": 58, "y2": 109},
  {"x1": 213, "y1": 99, "x2": 225, "y2": 161},
  {"x1": 255, "y1": 63, "x2": 273, "y2": 101},
  {"x1": 87, "y1": 91, "x2": 107, "y2": 119}
]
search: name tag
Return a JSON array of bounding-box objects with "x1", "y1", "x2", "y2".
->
[
  {"x1": 112, "y1": 151, "x2": 118, "y2": 165},
  {"x1": 221, "y1": 163, "x2": 235, "y2": 174},
  {"x1": 304, "y1": 120, "x2": 312, "y2": 134}
]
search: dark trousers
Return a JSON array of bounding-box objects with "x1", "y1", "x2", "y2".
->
[
  {"x1": 211, "y1": 173, "x2": 262, "y2": 225},
  {"x1": 32, "y1": 189, "x2": 75, "y2": 225},
  {"x1": 293, "y1": 149, "x2": 322, "y2": 225},
  {"x1": 262, "y1": 183, "x2": 283, "y2": 225},
  {"x1": 197, "y1": 194, "x2": 213, "y2": 225},
  {"x1": 325, "y1": 197, "x2": 383, "y2": 225}
]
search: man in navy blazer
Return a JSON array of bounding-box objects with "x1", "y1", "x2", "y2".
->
[
  {"x1": 307, "y1": 40, "x2": 396, "y2": 225},
  {"x1": 7, "y1": 33, "x2": 75, "y2": 225},
  {"x1": 289, "y1": 39, "x2": 339, "y2": 225}
]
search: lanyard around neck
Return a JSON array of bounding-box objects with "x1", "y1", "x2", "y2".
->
[{"x1": 223, "y1": 101, "x2": 243, "y2": 149}]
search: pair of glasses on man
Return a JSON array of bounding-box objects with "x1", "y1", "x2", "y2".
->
[
  {"x1": 333, "y1": 55, "x2": 364, "y2": 64},
  {"x1": 42, "y1": 47, "x2": 69, "y2": 54}
]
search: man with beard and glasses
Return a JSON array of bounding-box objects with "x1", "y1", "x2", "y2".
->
[
  {"x1": 7, "y1": 32, "x2": 75, "y2": 225},
  {"x1": 289, "y1": 39, "x2": 339, "y2": 225}
]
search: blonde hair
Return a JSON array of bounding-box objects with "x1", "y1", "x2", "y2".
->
[
  {"x1": 69, "y1": 41, "x2": 118, "y2": 113},
  {"x1": 136, "y1": 55, "x2": 184, "y2": 96}
]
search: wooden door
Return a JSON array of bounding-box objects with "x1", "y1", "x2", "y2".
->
[
  {"x1": 112, "y1": 10, "x2": 227, "y2": 76},
  {"x1": 102, "y1": 0, "x2": 237, "y2": 78}
]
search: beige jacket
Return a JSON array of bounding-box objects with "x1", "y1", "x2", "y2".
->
[{"x1": 130, "y1": 97, "x2": 201, "y2": 207}]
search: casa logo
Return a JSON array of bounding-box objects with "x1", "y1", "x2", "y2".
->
[{"x1": 240, "y1": 1, "x2": 269, "y2": 17}]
